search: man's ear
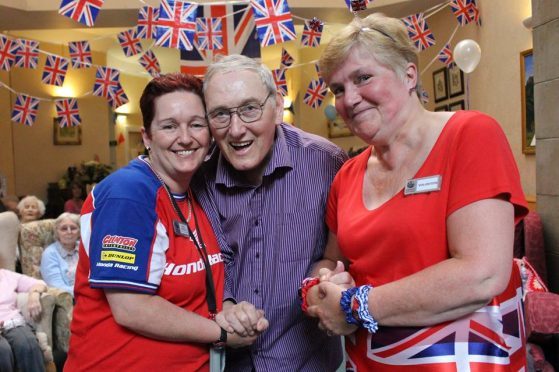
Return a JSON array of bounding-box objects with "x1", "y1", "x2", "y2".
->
[{"x1": 274, "y1": 92, "x2": 284, "y2": 125}]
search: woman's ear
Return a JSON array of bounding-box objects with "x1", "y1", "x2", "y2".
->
[{"x1": 405, "y1": 62, "x2": 418, "y2": 91}]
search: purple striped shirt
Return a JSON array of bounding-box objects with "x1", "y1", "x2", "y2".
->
[{"x1": 194, "y1": 124, "x2": 347, "y2": 371}]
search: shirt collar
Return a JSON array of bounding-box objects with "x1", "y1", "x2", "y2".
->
[
  {"x1": 55, "y1": 241, "x2": 78, "y2": 258},
  {"x1": 215, "y1": 124, "x2": 293, "y2": 188}
]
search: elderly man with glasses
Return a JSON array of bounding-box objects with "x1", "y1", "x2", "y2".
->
[{"x1": 193, "y1": 54, "x2": 347, "y2": 371}]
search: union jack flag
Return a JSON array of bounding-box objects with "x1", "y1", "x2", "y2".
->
[
  {"x1": 68, "y1": 40, "x2": 92, "y2": 68},
  {"x1": 272, "y1": 68, "x2": 287, "y2": 96},
  {"x1": 346, "y1": 0, "x2": 368, "y2": 12},
  {"x1": 11, "y1": 94, "x2": 40, "y2": 126},
  {"x1": 15, "y1": 39, "x2": 39, "y2": 69},
  {"x1": 304, "y1": 78, "x2": 328, "y2": 109},
  {"x1": 468, "y1": 0, "x2": 482, "y2": 26},
  {"x1": 55, "y1": 98, "x2": 81, "y2": 127},
  {"x1": 137, "y1": 6, "x2": 159, "y2": 39},
  {"x1": 0, "y1": 34, "x2": 19, "y2": 71},
  {"x1": 93, "y1": 66, "x2": 120, "y2": 99},
  {"x1": 437, "y1": 43, "x2": 454, "y2": 67},
  {"x1": 402, "y1": 13, "x2": 435, "y2": 51},
  {"x1": 450, "y1": 0, "x2": 479, "y2": 26},
  {"x1": 118, "y1": 28, "x2": 143, "y2": 57},
  {"x1": 42, "y1": 55, "x2": 69, "y2": 87},
  {"x1": 138, "y1": 50, "x2": 161, "y2": 77},
  {"x1": 196, "y1": 17, "x2": 223, "y2": 51},
  {"x1": 250, "y1": 0, "x2": 296, "y2": 47},
  {"x1": 180, "y1": 4, "x2": 260, "y2": 77},
  {"x1": 155, "y1": 0, "x2": 197, "y2": 51},
  {"x1": 301, "y1": 17, "x2": 323, "y2": 47},
  {"x1": 108, "y1": 83, "x2": 129, "y2": 109},
  {"x1": 280, "y1": 47, "x2": 293, "y2": 68},
  {"x1": 58, "y1": 0, "x2": 105, "y2": 27}
]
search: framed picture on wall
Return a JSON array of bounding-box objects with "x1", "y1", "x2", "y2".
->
[
  {"x1": 520, "y1": 49, "x2": 535, "y2": 154},
  {"x1": 432, "y1": 67, "x2": 448, "y2": 103},
  {"x1": 448, "y1": 100, "x2": 465, "y2": 111},
  {"x1": 53, "y1": 118, "x2": 82, "y2": 145},
  {"x1": 434, "y1": 105, "x2": 448, "y2": 112},
  {"x1": 447, "y1": 65, "x2": 464, "y2": 97}
]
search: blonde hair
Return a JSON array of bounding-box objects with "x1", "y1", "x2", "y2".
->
[{"x1": 319, "y1": 14, "x2": 420, "y2": 94}]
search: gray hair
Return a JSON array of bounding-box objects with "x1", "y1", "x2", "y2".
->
[
  {"x1": 319, "y1": 13, "x2": 421, "y2": 95},
  {"x1": 203, "y1": 54, "x2": 277, "y2": 97},
  {"x1": 54, "y1": 212, "x2": 81, "y2": 241},
  {"x1": 17, "y1": 195, "x2": 46, "y2": 217}
]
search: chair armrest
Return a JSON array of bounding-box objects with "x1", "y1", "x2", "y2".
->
[
  {"x1": 16, "y1": 291, "x2": 56, "y2": 362},
  {"x1": 47, "y1": 288, "x2": 73, "y2": 353},
  {"x1": 525, "y1": 291, "x2": 559, "y2": 343}
]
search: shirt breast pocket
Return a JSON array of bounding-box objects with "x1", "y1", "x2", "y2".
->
[{"x1": 275, "y1": 210, "x2": 325, "y2": 262}]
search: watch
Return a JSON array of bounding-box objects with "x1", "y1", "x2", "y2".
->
[{"x1": 212, "y1": 327, "x2": 227, "y2": 349}]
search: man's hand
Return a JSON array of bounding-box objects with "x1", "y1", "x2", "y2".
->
[
  {"x1": 215, "y1": 301, "x2": 268, "y2": 337},
  {"x1": 318, "y1": 260, "x2": 355, "y2": 288}
]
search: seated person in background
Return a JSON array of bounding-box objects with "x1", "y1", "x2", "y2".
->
[
  {"x1": 1, "y1": 195, "x2": 20, "y2": 215},
  {"x1": 64, "y1": 182, "x2": 84, "y2": 214},
  {"x1": 40, "y1": 213, "x2": 80, "y2": 296},
  {"x1": 0, "y1": 269, "x2": 47, "y2": 372},
  {"x1": 17, "y1": 195, "x2": 45, "y2": 223}
]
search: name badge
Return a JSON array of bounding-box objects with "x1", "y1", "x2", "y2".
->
[
  {"x1": 404, "y1": 175, "x2": 442, "y2": 195},
  {"x1": 173, "y1": 220, "x2": 191, "y2": 237}
]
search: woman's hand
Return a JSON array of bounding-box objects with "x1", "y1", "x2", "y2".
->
[
  {"x1": 27, "y1": 292, "x2": 43, "y2": 321},
  {"x1": 215, "y1": 301, "x2": 269, "y2": 337},
  {"x1": 307, "y1": 281, "x2": 358, "y2": 336},
  {"x1": 318, "y1": 260, "x2": 356, "y2": 289}
]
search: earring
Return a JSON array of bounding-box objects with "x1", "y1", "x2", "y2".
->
[{"x1": 146, "y1": 146, "x2": 151, "y2": 152}]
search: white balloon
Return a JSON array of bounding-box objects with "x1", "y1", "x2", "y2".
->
[{"x1": 453, "y1": 39, "x2": 481, "y2": 73}]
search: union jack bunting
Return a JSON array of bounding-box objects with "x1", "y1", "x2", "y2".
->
[
  {"x1": 402, "y1": 13, "x2": 435, "y2": 51},
  {"x1": 272, "y1": 68, "x2": 287, "y2": 96},
  {"x1": 93, "y1": 66, "x2": 120, "y2": 99},
  {"x1": 280, "y1": 47, "x2": 294, "y2": 68},
  {"x1": 155, "y1": 0, "x2": 197, "y2": 51},
  {"x1": 11, "y1": 94, "x2": 40, "y2": 126},
  {"x1": 118, "y1": 28, "x2": 143, "y2": 57},
  {"x1": 196, "y1": 17, "x2": 223, "y2": 51},
  {"x1": 468, "y1": 0, "x2": 482, "y2": 26},
  {"x1": 108, "y1": 83, "x2": 129, "y2": 109},
  {"x1": 68, "y1": 40, "x2": 92, "y2": 68},
  {"x1": 437, "y1": 43, "x2": 454, "y2": 67},
  {"x1": 138, "y1": 50, "x2": 161, "y2": 77},
  {"x1": 42, "y1": 55, "x2": 69, "y2": 87},
  {"x1": 58, "y1": 0, "x2": 105, "y2": 27},
  {"x1": 304, "y1": 78, "x2": 328, "y2": 109},
  {"x1": 450, "y1": 0, "x2": 477, "y2": 26},
  {"x1": 0, "y1": 34, "x2": 19, "y2": 71},
  {"x1": 250, "y1": 0, "x2": 296, "y2": 47},
  {"x1": 14, "y1": 39, "x2": 39, "y2": 69},
  {"x1": 180, "y1": 3, "x2": 260, "y2": 76},
  {"x1": 137, "y1": 6, "x2": 160, "y2": 39},
  {"x1": 55, "y1": 99, "x2": 81, "y2": 127},
  {"x1": 346, "y1": 0, "x2": 368, "y2": 12},
  {"x1": 301, "y1": 17, "x2": 323, "y2": 48}
]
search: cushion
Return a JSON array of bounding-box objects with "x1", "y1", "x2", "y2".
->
[
  {"x1": 18, "y1": 219, "x2": 56, "y2": 278},
  {"x1": 514, "y1": 257, "x2": 548, "y2": 300},
  {"x1": 525, "y1": 291, "x2": 559, "y2": 342}
]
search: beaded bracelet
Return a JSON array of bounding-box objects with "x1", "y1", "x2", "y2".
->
[
  {"x1": 299, "y1": 277, "x2": 320, "y2": 313},
  {"x1": 340, "y1": 287, "x2": 360, "y2": 325}
]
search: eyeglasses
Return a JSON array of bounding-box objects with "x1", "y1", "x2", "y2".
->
[
  {"x1": 206, "y1": 93, "x2": 273, "y2": 129},
  {"x1": 58, "y1": 225, "x2": 79, "y2": 232}
]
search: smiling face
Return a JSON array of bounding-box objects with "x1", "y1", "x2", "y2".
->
[
  {"x1": 204, "y1": 70, "x2": 283, "y2": 183},
  {"x1": 141, "y1": 90, "x2": 210, "y2": 193},
  {"x1": 56, "y1": 217, "x2": 80, "y2": 250},
  {"x1": 327, "y1": 47, "x2": 414, "y2": 145}
]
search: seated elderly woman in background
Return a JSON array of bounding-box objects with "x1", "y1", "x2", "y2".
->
[
  {"x1": 40, "y1": 213, "x2": 80, "y2": 297},
  {"x1": 17, "y1": 195, "x2": 45, "y2": 223},
  {"x1": 0, "y1": 269, "x2": 48, "y2": 371}
]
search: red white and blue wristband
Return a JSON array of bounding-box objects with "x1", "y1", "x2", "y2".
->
[{"x1": 340, "y1": 285, "x2": 378, "y2": 333}]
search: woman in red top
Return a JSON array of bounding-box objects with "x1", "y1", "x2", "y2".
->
[{"x1": 305, "y1": 13, "x2": 528, "y2": 371}]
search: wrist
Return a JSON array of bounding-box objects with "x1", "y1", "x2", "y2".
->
[{"x1": 212, "y1": 324, "x2": 227, "y2": 349}]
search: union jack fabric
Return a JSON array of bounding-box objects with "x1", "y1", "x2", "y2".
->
[
  {"x1": 108, "y1": 83, "x2": 129, "y2": 109},
  {"x1": 304, "y1": 78, "x2": 328, "y2": 109},
  {"x1": 58, "y1": 0, "x2": 105, "y2": 27},
  {"x1": 196, "y1": 17, "x2": 223, "y2": 51},
  {"x1": 301, "y1": 17, "x2": 323, "y2": 47},
  {"x1": 137, "y1": 6, "x2": 160, "y2": 39},
  {"x1": 138, "y1": 50, "x2": 161, "y2": 77},
  {"x1": 250, "y1": 0, "x2": 296, "y2": 47},
  {"x1": 280, "y1": 47, "x2": 294, "y2": 68},
  {"x1": 272, "y1": 68, "x2": 287, "y2": 96},
  {"x1": 345, "y1": 0, "x2": 369, "y2": 12},
  {"x1": 437, "y1": 43, "x2": 454, "y2": 67},
  {"x1": 118, "y1": 28, "x2": 144, "y2": 57},
  {"x1": 403, "y1": 13, "x2": 435, "y2": 51},
  {"x1": 15, "y1": 39, "x2": 39, "y2": 69},
  {"x1": 68, "y1": 40, "x2": 92, "y2": 68},
  {"x1": 55, "y1": 98, "x2": 81, "y2": 127},
  {"x1": 93, "y1": 66, "x2": 120, "y2": 99},
  {"x1": 11, "y1": 94, "x2": 40, "y2": 126},
  {"x1": 0, "y1": 34, "x2": 19, "y2": 71},
  {"x1": 155, "y1": 0, "x2": 197, "y2": 51},
  {"x1": 42, "y1": 55, "x2": 69, "y2": 87},
  {"x1": 450, "y1": 0, "x2": 479, "y2": 26},
  {"x1": 180, "y1": 4, "x2": 260, "y2": 76}
]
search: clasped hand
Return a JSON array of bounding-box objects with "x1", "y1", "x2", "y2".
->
[
  {"x1": 215, "y1": 301, "x2": 269, "y2": 348},
  {"x1": 306, "y1": 261, "x2": 358, "y2": 336}
]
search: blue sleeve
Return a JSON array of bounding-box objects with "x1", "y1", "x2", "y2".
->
[{"x1": 40, "y1": 245, "x2": 73, "y2": 295}]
